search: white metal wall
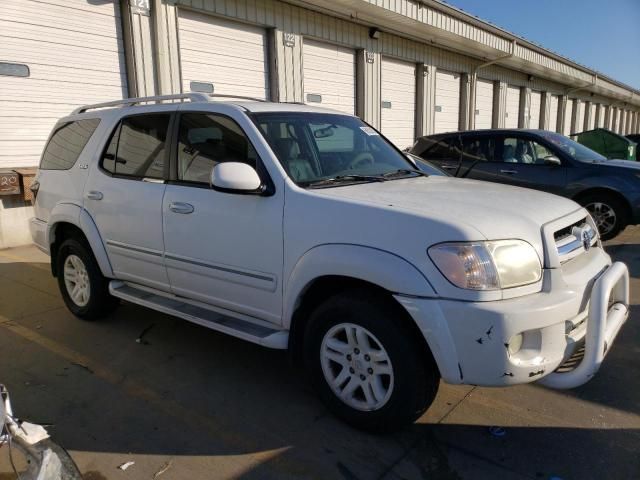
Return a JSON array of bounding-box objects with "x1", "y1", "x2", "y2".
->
[
  {"x1": 178, "y1": 10, "x2": 270, "y2": 99},
  {"x1": 303, "y1": 39, "x2": 355, "y2": 114},
  {"x1": 380, "y1": 57, "x2": 416, "y2": 148},
  {"x1": 474, "y1": 78, "x2": 494, "y2": 129},
  {"x1": 505, "y1": 85, "x2": 520, "y2": 128},
  {"x1": 548, "y1": 94, "x2": 559, "y2": 132},
  {"x1": 434, "y1": 70, "x2": 460, "y2": 133},
  {"x1": 529, "y1": 90, "x2": 541, "y2": 129},
  {"x1": 0, "y1": 0, "x2": 128, "y2": 168},
  {"x1": 563, "y1": 99, "x2": 574, "y2": 135}
]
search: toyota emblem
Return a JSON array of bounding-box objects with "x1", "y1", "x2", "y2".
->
[{"x1": 582, "y1": 230, "x2": 591, "y2": 251}]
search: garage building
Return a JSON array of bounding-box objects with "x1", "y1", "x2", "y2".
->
[{"x1": 1, "y1": 0, "x2": 640, "y2": 248}]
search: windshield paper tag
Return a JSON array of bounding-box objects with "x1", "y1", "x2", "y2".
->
[{"x1": 360, "y1": 126, "x2": 379, "y2": 136}]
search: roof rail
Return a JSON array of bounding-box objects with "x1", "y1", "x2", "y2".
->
[
  {"x1": 208, "y1": 94, "x2": 268, "y2": 102},
  {"x1": 72, "y1": 93, "x2": 209, "y2": 115}
]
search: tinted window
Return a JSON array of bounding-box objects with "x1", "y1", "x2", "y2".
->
[
  {"x1": 499, "y1": 137, "x2": 556, "y2": 164},
  {"x1": 462, "y1": 137, "x2": 495, "y2": 162},
  {"x1": 421, "y1": 137, "x2": 461, "y2": 161},
  {"x1": 40, "y1": 119, "x2": 100, "y2": 170},
  {"x1": 102, "y1": 114, "x2": 170, "y2": 178},
  {"x1": 309, "y1": 123, "x2": 354, "y2": 152},
  {"x1": 539, "y1": 131, "x2": 605, "y2": 161},
  {"x1": 177, "y1": 113, "x2": 258, "y2": 184}
]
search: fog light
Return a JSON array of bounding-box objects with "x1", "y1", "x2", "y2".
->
[{"x1": 508, "y1": 333, "x2": 523, "y2": 356}]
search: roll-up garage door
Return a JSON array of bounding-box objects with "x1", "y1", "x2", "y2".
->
[
  {"x1": 178, "y1": 10, "x2": 270, "y2": 100},
  {"x1": 380, "y1": 57, "x2": 416, "y2": 148},
  {"x1": 529, "y1": 90, "x2": 541, "y2": 129},
  {"x1": 434, "y1": 71, "x2": 460, "y2": 134},
  {"x1": 587, "y1": 103, "x2": 596, "y2": 130},
  {"x1": 0, "y1": 0, "x2": 128, "y2": 168},
  {"x1": 563, "y1": 99, "x2": 574, "y2": 136},
  {"x1": 548, "y1": 94, "x2": 559, "y2": 132},
  {"x1": 474, "y1": 78, "x2": 494, "y2": 129},
  {"x1": 303, "y1": 39, "x2": 355, "y2": 115},
  {"x1": 576, "y1": 102, "x2": 586, "y2": 133},
  {"x1": 505, "y1": 86, "x2": 520, "y2": 129}
]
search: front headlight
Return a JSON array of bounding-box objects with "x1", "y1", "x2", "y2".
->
[{"x1": 428, "y1": 240, "x2": 542, "y2": 290}]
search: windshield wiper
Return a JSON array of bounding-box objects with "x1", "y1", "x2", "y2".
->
[
  {"x1": 305, "y1": 174, "x2": 387, "y2": 188},
  {"x1": 381, "y1": 168, "x2": 429, "y2": 179}
]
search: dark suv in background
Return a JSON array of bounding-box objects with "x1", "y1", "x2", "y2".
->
[{"x1": 410, "y1": 129, "x2": 640, "y2": 239}]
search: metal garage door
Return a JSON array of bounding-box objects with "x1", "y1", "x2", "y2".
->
[
  {"x1": 303, "y1": 39, "x2": 355, "y2": 115},
  {"x1": 576, "y1": 102, "x2": 586, "y2": 133},
  {"x1": 0, "y1": 0, "x2": 127, "y2": 168},
  {"x1": 563, "y1": 99, "x2": 574, "y2": 135},
  {"x1": 434, "y1": 70, "x2": 460, "y2": 134},
  {"x1": 587, "y1": 103, "x2": 596, "y2": 130},
  {"x1": 505, "y1": 86, "x2": 520, "y2": 129},
  {"x1": 548, "y1": 94, "x2": 559, "y2": 132},
  {"x1": 529, "y1": 90, "x2": 541, "y2": 129},
  {"x1": 178, "y1": 10, "x2": 269, "y2": 99},
  {"x1": 380, "y1": 57, "x2": 416, "y2": 148},
  {"x1": 474, "y1": 78, "x2": 494, "y2": 129}
]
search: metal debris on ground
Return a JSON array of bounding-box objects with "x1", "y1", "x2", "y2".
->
[
  {"x1": 153, "y1": 460, "x2": 173, "y2": 478},
  {"x1": 136, "y1": 324, "x2": 155, "y2": 345},
  {"x1": 488, "y1": 426, "x2": 506, "y2": 437},
  {"x1": 118, "y1": 461, "x2": 135, "y2": 471}
]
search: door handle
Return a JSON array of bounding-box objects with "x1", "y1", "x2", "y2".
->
[
  {"x1": 169, "y1": 202, "x2": 194, "y2": 214},
  {"x1": 500, "y1": 169, "x2": 518, "y2": 175},
  {"x1": 86, "y1": 191, "x2": 103, "y2": 200},
  {"x1": 441, "y1": 164, "x2": 458, "y2": 170}
]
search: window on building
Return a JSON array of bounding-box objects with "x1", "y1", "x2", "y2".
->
[
  {"x1": 177, "y1": 113, "x2": 258, "y2": 184},
  {"x1": 40, "y1": 119, "x2": 100, "y2": 170}
]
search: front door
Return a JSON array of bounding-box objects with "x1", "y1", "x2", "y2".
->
[
  {"x1": 84, "y1": 109, "x2": 173, "y2": 291},
  {"x1": 492, "y1": 135, "x2": 567, "y2": 194},
  {"x1": 162, "y1": 110, "x2": 284, "y2": 324}
]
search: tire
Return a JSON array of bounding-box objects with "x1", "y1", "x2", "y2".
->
[
  {"x1": 577, "y1": 193, "x2": 627, "y2": 241},
  {"x1": 304, "y1": 290, "x2": 439, "y2": 433},
  {"x1": 56, "y1": 237, "x2": 118, "y2": 320}
]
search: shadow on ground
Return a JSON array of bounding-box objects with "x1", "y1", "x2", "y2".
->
[{"x1": 0, "y1": 243, "x2": 638, "y2": 479}]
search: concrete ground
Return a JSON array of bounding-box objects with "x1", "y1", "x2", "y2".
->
[{"x1": 0, "y1": 227, "x2": 638, "y2": 480}]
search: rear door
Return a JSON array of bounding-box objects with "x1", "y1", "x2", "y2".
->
[
  {"x1": 492, "y1": 134, "x2": 567, "y2": 194},
  {"x1": 84, "y1": 108, "x2": 174, "y2": 291}
]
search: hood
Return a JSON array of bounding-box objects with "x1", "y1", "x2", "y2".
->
[
  {"x1": 314, "y1": 176, "x2": 583, "y2": 242},
  {"x1": 591, "y1": 159, "x2": 640, "y2": 170}
]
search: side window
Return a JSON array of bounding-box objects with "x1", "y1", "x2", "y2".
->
[
  {"x1": 101, "y1": 114, "x2": 170, "y2": 178},
  {"x1": 177, "y1": 113, "x2": 258, "y2": 184},
  {"x1": 500, "y1": 137, "x2": 556, "y2": 164},
  {"x1": 423, "y1": 137, "x2": 461, "y2": 161},
  {"x1": 462, "y1": 137, "x2": 495, "y2": 163},
  {"x1": 40, "y1": 119, "x2": 100, "y2": 170}
]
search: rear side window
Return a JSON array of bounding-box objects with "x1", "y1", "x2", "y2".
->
[
  {"x1": 40, "y1": 119, "x2": 100, "y2": 170},
  {"x1": 421, "y1": 137, "x2": 461, "y2": 161},
  {"x1": 102, "y1": 114, "x2": 170, "y2": 179}
]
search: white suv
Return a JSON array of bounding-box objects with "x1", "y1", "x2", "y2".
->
[{"x1": 30, "y1": 94, "x2": 629, "y2": 432}]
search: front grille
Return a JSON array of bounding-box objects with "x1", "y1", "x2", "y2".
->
[
  {"x1": 554, "y1": 217, "x2": 598, "y2": 264},
  {"x1": 555, "y1": 345, "x2": 585, "y2": 373}
]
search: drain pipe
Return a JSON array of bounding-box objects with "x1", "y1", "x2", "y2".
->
[{"x1": 468, "y1": 40, "x2": 516, "y2": 129}]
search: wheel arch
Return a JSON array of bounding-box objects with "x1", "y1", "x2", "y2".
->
[
  {"x1": 48, "y1": 206, "x2": 113, "y2": 278},
  {"x1": 572, "y1": 187, "x2": 632, "y2": 224}
]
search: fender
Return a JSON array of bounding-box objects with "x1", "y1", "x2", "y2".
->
[
  {"x1": 48, "y1": 203, "x2": 114, "y2": 278},
  {"x1": 283, "y1": 244, "x2": 436, "y2": 329}
]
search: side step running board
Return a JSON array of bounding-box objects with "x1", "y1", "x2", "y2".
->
[{"x1": 109, "y1": 282, "x2": 288, "y2": 349}]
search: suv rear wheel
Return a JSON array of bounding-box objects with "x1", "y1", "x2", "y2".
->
[
  {"x1": 56, "y1": 238, "x2": 118, "y2": 320},
  {"x1": 304, "y1": 290, "x2": 439, "y2": 432}
]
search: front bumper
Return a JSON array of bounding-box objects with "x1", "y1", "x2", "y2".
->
[{"x1": 395, "y1": 257, "x2": 629, "y2": 388}]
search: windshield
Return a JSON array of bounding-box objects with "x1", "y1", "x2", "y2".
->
[
  {"x1": 252, "y1": 112, "x2": 415, "y2": 187},
  {"x1": 540, "y1": 131, "x2": 607, "y2": 162}
]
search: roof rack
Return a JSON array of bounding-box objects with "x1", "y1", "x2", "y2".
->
[
  {"x1": 72, "y1": 93, "x2": 209, "y2": 115},
  {"x1": 207, "y1": 93, "x2": 267, "y2": 102}
]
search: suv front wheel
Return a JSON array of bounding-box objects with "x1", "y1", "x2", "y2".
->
[
  {"x1": 56, "y1": 238, "x2": 118, "y2": 320},
  {"x1": 304, "y1": 290, "x2": 439, "y2": 432}
]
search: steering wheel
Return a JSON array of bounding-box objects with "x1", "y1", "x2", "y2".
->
[{"x1": 349, "y1": 152, "x2": 375, "y2": 169}]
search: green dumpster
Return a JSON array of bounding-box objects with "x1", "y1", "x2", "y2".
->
[{"x1": 571, "y1": 128, "x2": 637, "y2": 161}]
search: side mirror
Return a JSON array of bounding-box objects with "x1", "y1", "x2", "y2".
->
[
  {"x1": 211, "y1": 162, "x2": 262, "y2": 194},
  {"x1": 544, "y1": 155, "x2": 561, "y2": 166}
]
